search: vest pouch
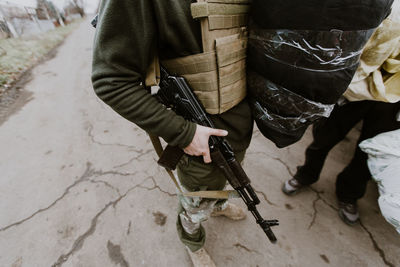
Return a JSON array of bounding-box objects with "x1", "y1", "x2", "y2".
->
[
  {"x1": 192, "y1": 0, "x2": 250, "y2": 52},
  {"x1": 215, "y1": 33, "x2": 248, "y2": 112}
]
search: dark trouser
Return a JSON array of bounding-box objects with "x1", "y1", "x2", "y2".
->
[{"x1": 294, "y1": 101, "x2": 400, "y2": 204}]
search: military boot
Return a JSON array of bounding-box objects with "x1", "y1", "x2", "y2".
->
[
  {"x1": 211, "y1": 202, "x2": 246, "y2": 220},
  {"x1": 187, "y1": 247, "x2": 216, "y2": 267}
]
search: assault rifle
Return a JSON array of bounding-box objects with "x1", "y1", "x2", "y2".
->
[{"x1": 156, "y1": 66, "x2": 279, "y2": 243}]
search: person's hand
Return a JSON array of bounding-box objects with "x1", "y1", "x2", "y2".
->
[{"x1": 183, "y1": 124, "x2": 228, "y2": 163}]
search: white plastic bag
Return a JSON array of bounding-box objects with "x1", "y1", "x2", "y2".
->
[{"x1": 359, "y1": 129, "x2": 400, "y2": 234}]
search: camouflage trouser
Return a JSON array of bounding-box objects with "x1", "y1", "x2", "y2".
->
[{"x1": 176, "y1": 151, "x2": 245, "y2": 252}]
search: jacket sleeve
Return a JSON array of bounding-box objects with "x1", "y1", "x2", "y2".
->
[{"x1": 91, "y1": 0, "x2": 196, "y2": 148}]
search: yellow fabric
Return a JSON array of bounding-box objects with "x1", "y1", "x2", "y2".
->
[{"x1": 344, "y1": 19, "x2": 400, "y2": 103}]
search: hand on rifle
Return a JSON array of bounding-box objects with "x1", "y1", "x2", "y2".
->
[{"x1": 184, "y1": 125, "x2": 228, "y2": 163}]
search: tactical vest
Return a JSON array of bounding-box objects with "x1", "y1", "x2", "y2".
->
[{"x1": 147, "y1": 0, "x2": 251, "y2": 114}]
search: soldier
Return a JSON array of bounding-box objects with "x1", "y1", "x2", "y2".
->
[{"x1": 91, "y1": 1, "x2": 253, "y2": 266}]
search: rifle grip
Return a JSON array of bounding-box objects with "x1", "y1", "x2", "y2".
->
[{"x1": 157, "y1": 145, "x2": 185, "y2": 170}]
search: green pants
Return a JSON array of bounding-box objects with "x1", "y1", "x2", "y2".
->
[{"x1": 176, "y1": 151, "x2": 246, "y2": 252}]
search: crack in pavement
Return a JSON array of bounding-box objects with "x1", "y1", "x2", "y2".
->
[
  {"x1": 254, "y1": 190, "x2": 276, "y2": 206},
  {"x1": 51, "y1": 175, "x2": 175, "y2": 266},
  {"x1": 244, "y1": 151, "x2": 295, "y2": 206},
  {"x1": 113, "y1": 149, "x2": 154, "y2": 169},
  {"x1": 87, "y1": 124, "x2": 145, "y2": 152},
  {"x1": 93, "y1": 169, "x2": 138, "y2": 177},
  {"x1": 233, "y1": 243, "x2": 260, "y2": 254},
  {"x1": 52, "y1": 197, "x2": 123, "y2": 267},
  {"x1": 271, "y1": 156, "x2": 295, "y2": 177},
  {"x1": 90, "y1": 180, "x2": 121, "y2": 196},
  {"x1": 252, "y1": 151, "x2": 334, "y2": 231},
  {"x1": 0, "y1": 163, "x2": 137, "y2": 232},
  {"x1": 52, "y1": 200, "x2": 116, "y2": 267},
  {"x1": 306, "y1": 187, "x2": 332, "y2": 230},
  {"x1": 307, "y1": 187, "x2": 393, "y2": 266},
  {"x1": 359, "y1": 221, "x2": 395, "y2": 267},
  {"x1": 256, "y1": 151, "x2": 336, "y2": 231},
  {"x1": 308, "y1": 194, "x2": 320, "y2": 230},
  {"x1": 262, "y1": 153, "x2": 393, "y2": 265},
  {"x1": 309, "y1": 187, "x2": 337, "y2": 211},
  {"x1": 246, "y1": 151, "x2": 295, "y2": 177},
  {"x1": 137, "y1": 176, "x2": 177, "y2": 197},
  {"x1": 0, "y1": 163, "x2": 94, "y2": 232},
  {"x1": 51, "y1": 177, "x2": 151, "y2": 267},
  {"x1": 127, "y1": 221, "x2": 131, "y2": 235}
]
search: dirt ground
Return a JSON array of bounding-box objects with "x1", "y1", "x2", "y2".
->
[{"x1": 0, "y1": 19, "x2": 399, "y2": 267}]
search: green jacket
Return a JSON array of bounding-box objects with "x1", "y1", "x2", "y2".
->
[{"x1": 91, "y1": 0, "x2": 253, "y2": 151}]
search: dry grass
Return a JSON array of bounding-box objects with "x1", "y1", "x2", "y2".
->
[{"x1": 0, "y1": 20, "x2": 81, "y2": 91}]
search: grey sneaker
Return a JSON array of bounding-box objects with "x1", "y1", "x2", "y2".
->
[
  {"x1": 338, "y1": 201, "x2": 359, "y2": 225},
  {"x1": 282, "y1": 178, "x2": 304, "y2": 195}
]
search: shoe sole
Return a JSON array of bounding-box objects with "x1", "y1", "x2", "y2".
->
[{"x1": 338, "y1": 209, "x2": 359, "y2": 226}]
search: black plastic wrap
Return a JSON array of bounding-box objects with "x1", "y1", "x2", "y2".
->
[
  {"x1": 249, "y1": 28, "x2": 375, "y2": 72},
  {"x1": 249, "y1": 72, "x2": 334, "y2": 129},
  {"x1": 247, "y1": 0, "x2": 393, "y2": 147},
  {"x1": 249, "y1": 71, "x2": 335, "y2": 148}
]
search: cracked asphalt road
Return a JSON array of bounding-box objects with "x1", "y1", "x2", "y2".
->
[{"x1": 0, "y1": 19, "x2": 399, "y2": 267}]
